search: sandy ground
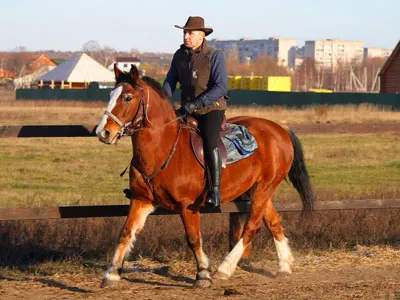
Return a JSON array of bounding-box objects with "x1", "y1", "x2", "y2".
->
[{"x1": 1, "y1": 247, "x2": 399, "y2": 300}]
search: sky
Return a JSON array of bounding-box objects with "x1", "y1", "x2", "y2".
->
[{"x1": 1, "y1": 0, "x2": 399, "y2": 53}]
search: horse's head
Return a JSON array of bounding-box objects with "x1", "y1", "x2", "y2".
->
[{"x1": 96, "y1": 64, "x2": 148, "y2": 144}]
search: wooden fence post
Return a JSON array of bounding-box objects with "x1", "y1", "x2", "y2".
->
[{"x1": 229, "y1": 212, "x2": 252, "y2": 258}]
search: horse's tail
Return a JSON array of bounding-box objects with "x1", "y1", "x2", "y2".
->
[{"x1": 287, "y1": 129, "x2": 315, "y2": 211}]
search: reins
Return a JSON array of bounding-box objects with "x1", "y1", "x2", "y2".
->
[{"x1": 115, "y1": 83, "x2": 189, "y2": 198}]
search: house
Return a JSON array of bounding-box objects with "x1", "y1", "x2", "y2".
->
[
  {"x1": 14, "y1": 54, "x2": 58, "y2": 88},
  {"x1": 0, "y1": 68, "x2": 15, "y2": 88},
  {"x1": 379, "y1": 41, "x2": 400, "y2": 94},
  {"x1": 108, "y1": 57, "x2": 141, "y2": 72},
  {"x1": 0, "y1": 68, "x2": 15, "y2": 78},
  {"x1": 28, "y1": 54, "x2": 57, "y2": 73},
  {"x1": 38, "y1": 53, "x2": 115, "y2": 89}
]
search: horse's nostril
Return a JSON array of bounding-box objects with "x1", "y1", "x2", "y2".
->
[{"x1": 103, "y1": 129, "x2": 110, "y2": 138}]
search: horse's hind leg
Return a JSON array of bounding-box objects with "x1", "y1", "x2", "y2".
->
[
  {"x1": 101, "y1": 200, "x2": 154, "y2": 288},
  {"x1": 263, "y1": 199, "x2": 294, "y2": 274},
  {"x1": 214, "y1": 186, "x2": 276, "y2": 280},
  {"x1": 180, "y1": 209, "x2": 212, "y2": 288}
]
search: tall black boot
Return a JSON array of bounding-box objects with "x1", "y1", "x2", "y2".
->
[{"x1": 205, "y1": 148, "x2": 222, "y2": 207}]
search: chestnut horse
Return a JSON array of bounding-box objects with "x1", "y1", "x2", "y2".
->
[{"x1": 96, "y1": 65, "x2": 314, "y2": 288}]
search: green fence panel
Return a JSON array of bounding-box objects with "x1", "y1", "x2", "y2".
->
[
  {"x1": 16, "y1": 88, "x2": 400, "y2": 108},
  {"x1": 16, "y1": 88, "x2": 111, "y2": 101}
]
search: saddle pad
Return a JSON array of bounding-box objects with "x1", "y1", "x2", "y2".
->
[{"x1": 221, "y1": 123, "x2": 258, "y2": 164}]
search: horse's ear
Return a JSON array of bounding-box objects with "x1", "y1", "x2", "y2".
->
[
  {"x1": 114, "y1": 64, "x2": 123, "y2": 79},
  {"x1": 129, "y1": 64, "x2": 140, "y2": 82}
]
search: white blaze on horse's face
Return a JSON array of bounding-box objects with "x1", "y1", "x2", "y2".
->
[{"x1": 96, "y1": 86, "x2": 123, "y2": 142}]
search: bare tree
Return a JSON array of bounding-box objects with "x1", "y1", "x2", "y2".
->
[
  {"x1": 101, "y1": 46, "x2": 117, "y2": 67},
  {"x1": 82, "y1": 40, "x2": 101, "y2": 53}
]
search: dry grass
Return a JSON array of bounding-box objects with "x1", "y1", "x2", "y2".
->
[
  {"x1": 1, "y1": 91, "x2": 399, "y2": 125},
  {"x1": 227, "y1": 104, "x2": 400, "y2": 124}
]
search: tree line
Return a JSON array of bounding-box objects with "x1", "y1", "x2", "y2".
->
[{"x1": 0, "y1": 40, "x2": 387, "y2": 93}]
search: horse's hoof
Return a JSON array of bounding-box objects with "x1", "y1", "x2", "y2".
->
[
  {"x1": 213, "y1": 271, "x2": 230, "y2": 280},
  {"x1": 100, "y1": 278, "x2": 119, "y2": 288},
  {"x1": 278, "y1": 263, "x2": 292, "y2": 275},
  {"x1": 193, "y1": 279, "x2": 212, "y2": 288}
]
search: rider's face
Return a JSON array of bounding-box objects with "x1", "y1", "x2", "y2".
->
[{"x1": 183, "y1": 30, "x2": 205, "y2": 50}]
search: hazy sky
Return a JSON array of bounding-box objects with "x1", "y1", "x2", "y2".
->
[{"x1": 1, "y1": 0, "x2": 398, "y2": 53}]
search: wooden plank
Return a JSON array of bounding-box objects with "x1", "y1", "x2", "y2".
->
[
  {"x1": 0, "y1": 199, "x2": 399, "y2": 221},
  {"x1": 0, "y1": 125, "x2": 96, "y2": 138},
  {"x1": 0, "y1": 201, "x2": 252, "y2": 221}
]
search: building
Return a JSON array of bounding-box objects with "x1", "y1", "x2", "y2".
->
[
  {"x1": 13, "y1": 54, "x2": 58, "y2": 88},
  {"x1": 38, "y1": 53, "x2": 115, "y2": 89},
  {"x1": 28, "y1": 54, "x2": 57, "y2": 73},
  {"x1": 304, "y1": 39, "x2": 364, "y2": 69},
  {"x1": 364, "y1": 47, "x2": 392, "y2": 58},
  {"x1": 0, "y1": 68, "x2": 15, "y2": 88},
  {"x1": 109, "y1": 57, "x2": 141, "y2": 72},
  {"x1": 379, "y1": 41, "x2": 400, "y2": 94},
  {"x1": 209, "y1": 37, "x2": 297, "y2": 67}
]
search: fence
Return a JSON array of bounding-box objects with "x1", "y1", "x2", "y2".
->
[{"x1": 16, "y1": 88, "x2": 400, "y2": 108}]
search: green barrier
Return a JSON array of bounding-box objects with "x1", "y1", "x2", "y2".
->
[
  {"x1": 16, "y1": 88, "x2": 110, "y2": 101},
  {"x1": 16, "y1": 88, "x2": 400, "y2": 108}
]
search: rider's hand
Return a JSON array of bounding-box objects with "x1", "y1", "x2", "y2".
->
[{"x1": 182, "y1": 103, "x2": 196, "y2": 115}]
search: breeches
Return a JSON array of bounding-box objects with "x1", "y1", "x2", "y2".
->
[{"x1": 194, "y1": 110, "x2": 225, "y2": 154}]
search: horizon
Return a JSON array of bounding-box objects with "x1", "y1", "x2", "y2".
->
[{"x1": 1, "y1": 0, "x2": 398, "y2": 53}]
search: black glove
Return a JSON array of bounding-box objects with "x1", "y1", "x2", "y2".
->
[{"x1": 181, "y1": 103, "x2": 196, "y2": 115}]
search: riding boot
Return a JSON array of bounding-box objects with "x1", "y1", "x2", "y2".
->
[{"x1": 205, "y1": 148, "x2": 222, "y2": 207}]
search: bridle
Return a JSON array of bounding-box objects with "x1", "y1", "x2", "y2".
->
[
  {"x1": 105, "y1": 82, "x2": 187, "y2": 196},
  {"x1": 104, "y1": 83, "x2": 185, "y2": 137},
  {"x1": 104, "y1": 84, "x2": 151, "y2": 137}
]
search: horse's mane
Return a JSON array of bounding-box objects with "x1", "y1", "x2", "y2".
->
[
  {"x1": 116, "y1": 71, "x2": 173, "y2": 106},
  {"x1": 142, "y1": 76, "x2": 169, "y2": 99}
]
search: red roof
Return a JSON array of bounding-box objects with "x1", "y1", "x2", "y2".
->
[
  {"x1": 116, "y1": 57, "x2": 141, "y2": 62},
  {"x1": 0, "y1": 68, "x2": 15, "y2": 78}
]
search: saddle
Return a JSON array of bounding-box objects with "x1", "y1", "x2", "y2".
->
[{"x1": 187, "y1": 116, "x2": 230, "y2": 169}]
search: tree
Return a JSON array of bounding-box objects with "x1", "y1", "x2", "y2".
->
[
  {"x1": 82, "y1": 40, "x2": 101, "y2": 53},
  {"x1": 101, "y1": 46, "x2": 117, "y2": 67}
]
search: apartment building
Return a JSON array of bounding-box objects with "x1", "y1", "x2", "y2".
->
[
  {"x1": 364, "y1": 47, "x2": 392, "y2": 58},
  {"x1": 304, "y1": 39, "x2": 364, "y2": 69},
  {"x1": 208, "y1": 37, "x2": 297, "y2": 67}
]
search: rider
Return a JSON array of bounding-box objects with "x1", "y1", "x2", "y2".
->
[{"x1": 163, "y1": 16, "x2": 228, "y2": 207}]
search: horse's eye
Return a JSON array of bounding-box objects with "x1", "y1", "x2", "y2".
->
[{"x1": 124, "y1": 95, "x2": 133, "y2": 103}]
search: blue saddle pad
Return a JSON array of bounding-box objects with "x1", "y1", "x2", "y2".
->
[{"x1": 221, "y1": 123, "x2": 258, "y2": 164}]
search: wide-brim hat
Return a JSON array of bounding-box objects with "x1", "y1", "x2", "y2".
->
[{"x1": 175, "y1": 16, "x2": 213, "y2": 36}]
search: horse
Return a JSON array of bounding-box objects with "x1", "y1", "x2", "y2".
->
[{"x1": 96, "y1": 64, "x2": 314, "y2": 288}]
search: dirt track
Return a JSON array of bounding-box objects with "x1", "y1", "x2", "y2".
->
[{"x1": 1, "y1": 247, "x2": 399, "y2": 300}]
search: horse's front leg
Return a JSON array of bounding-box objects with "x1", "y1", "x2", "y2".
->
[
  {"x1": 101, "y1": 199, "x2": 154, "y2": 288},
  {"x1": 180, "y1": 208, "x2": 212, "y2": 288}
]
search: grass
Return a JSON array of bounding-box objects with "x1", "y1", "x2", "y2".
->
[
  {"x1": 0, "y1": 137, "x2": 133, "y2": 207},
  {"x1": 0, "y1": 133, "x2": 399, "y2": 208},
  {"x1": 276, "y1": 134, "x2": 400, "y2": 201}
]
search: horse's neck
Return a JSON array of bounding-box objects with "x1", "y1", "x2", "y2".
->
[
  {"x1": 131, "y1": 118, "x2": 179, "y2": 176},
  {"x1": 144, "y1": 87, "x2": 176, "y2": 127},
  {"x1": 131, "y1": 87, "x2": 180, "y2": 175}
]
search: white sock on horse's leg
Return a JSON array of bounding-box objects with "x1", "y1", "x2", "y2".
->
[
  {"x1": 215, "y1": 238, "x2": 245, "y2": 279},
  {"x1": 274, "y1": 237, "x2": 294, "y2": 274}
]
